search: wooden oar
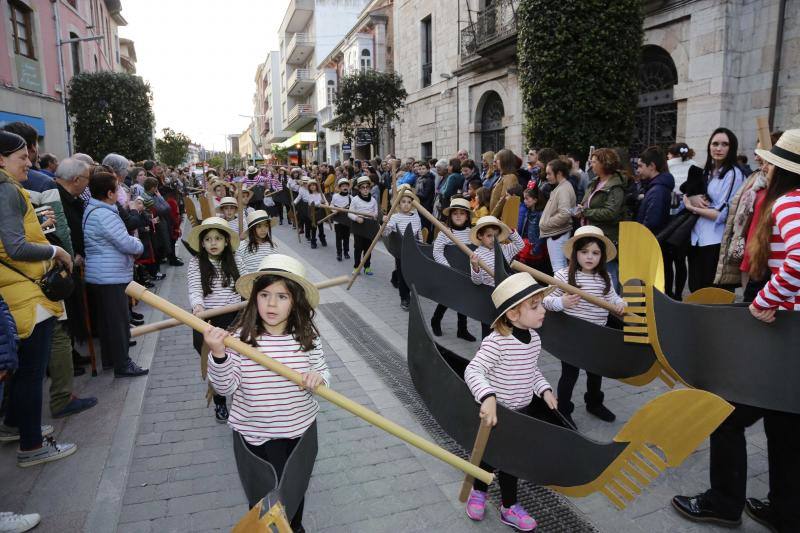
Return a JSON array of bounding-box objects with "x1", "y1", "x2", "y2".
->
[
  {"x1": 130, "y1": 275, "x2": 350, "y2": 338},
  {"x1": 458, "y1": 423, "x2": 492, "y2": 502},
  {"x1": 411, "y1": 200, "x2": 625, "y2": 317},
  {"x1": 320, "y1": 204, "x2": 377, "y2": 219},
  {"x1": 125, "y1": 281, "x2": 494, "y2": 485},
  {"x1": 346, "y1": 187, "x2": 406, "y2": 290}
]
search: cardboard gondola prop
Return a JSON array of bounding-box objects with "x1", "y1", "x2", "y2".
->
[
  {"x1": 405, "y1": 271, "x2": 733, "y2": 509},
  {"x1": 382, "y1": 229, "x2": 472, "y2": 274},
  {"x1": 619, "y1": 221, "x2": 800, "y2": 414},
  {"x1": 399, "y1": 226, "x2": 661, "y2": 383}
]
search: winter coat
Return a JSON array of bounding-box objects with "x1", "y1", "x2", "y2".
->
[
  {"x1": 490, "y1": 173, "x2": 520, "y2": 213},
  {"x1": 440, "y1": 172, "x2": 464, "y2": 205},
  {"x1": 539, "y1": 179, "x2": 576, "y2": 238},
  {"x1": 82, "y1": 198, "x2": 143, "y2": 285},
  {"x1": 636, "y1": 172, "x2": 675, "y2": 235},
  {"x1": 0, "y1": 294, "x2": 18, "y2": 371},
  {"x1": 581, "y1": 172, "x2": 627, "y2": 245},
  {"x1": 57, "y1": 183, "x2": 86, "y2": 258},
  {"x1": 415, "y1": 172, "x2": 435, "y2": 213}
]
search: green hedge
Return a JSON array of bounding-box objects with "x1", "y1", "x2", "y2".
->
[{"x1": 518, "y1": 0, "x2": 643, "y2": 157}]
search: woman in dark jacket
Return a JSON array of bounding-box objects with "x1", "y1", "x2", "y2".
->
[{"x1": 635, "y1": 146, "x2": 675, "y2": 234}]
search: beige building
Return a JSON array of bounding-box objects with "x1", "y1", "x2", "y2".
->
[{"x1": 393, "y1": 0, "x2": 800, "y2": 164}]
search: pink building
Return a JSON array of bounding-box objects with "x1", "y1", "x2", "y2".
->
[{"x1": 1, "y1": 0, "x2": 133, "y2": 156}]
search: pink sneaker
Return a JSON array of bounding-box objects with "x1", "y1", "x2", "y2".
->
[
  {"x1": 500, "y1": 504, "x2": 537, "y2": 531},
  {"x1": 465, "y1": 489, "x2": 487, "y2": 520}
]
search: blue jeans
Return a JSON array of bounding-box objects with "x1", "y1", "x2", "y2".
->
[
  {"x1": 607, "y1": 258, "x2": 620, "y2": 293},
  {"x1": 3, "y1": 317, "x2": 55, "y2": 450}
]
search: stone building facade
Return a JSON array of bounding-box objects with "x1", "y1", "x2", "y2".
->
[{"x1": 393, "y1": 0, "x2": 800, "y2": 166}]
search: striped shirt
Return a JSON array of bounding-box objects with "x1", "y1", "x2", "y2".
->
[
  {"x1": 244, "y1": 174, "x2": 267, "y2": 188},
  {"x1": 464, "y1": 330, "x2": 550, "y2": 410},
  {"x1": 208, "y1": 333, "x2": 330, "y2": 445},
  {"x1": 543, "y1": 267, "x2": 625, "y2": 325},
  {"x1": 470, "y1": 231, "x2": 524, "y2": 286},
  {"x1": 433, "y1": 228, "x2": 471, "y2": 266},
  {"x1": 264, "y1": 174, "x2": 282, "y2": 192},
  {"x1": 226, "y1": 207, "x2": 255, "y2": 233},
  {"x1": 383, "y1": 211, "x2": 422, "y2": 239},
  {"x1": 187, "y1": 255, "x2": 244, "y2": 309},
  {"x1": 348, "y1": 195, "x2": 378, "y2": 221},
  {"x1": 754, "y1": 189, "x2": 800, "y2": 311},
  {"x1": 236, "y1": 239, "x2": 277, "y2": 274}
]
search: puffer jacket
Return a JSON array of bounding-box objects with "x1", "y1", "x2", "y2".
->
[
  {"x1": 82, "y1": 198, "x2": 143, "y2": 285},
  {"x1": 636, "y1": 172, "x2": 675, "y2": 234},
  {"x1": 0, "y1": 294, "x2": 18, "y2": 371},
  {"x1": 581, "y1": 172, "x2": 627, "y2": 245}
]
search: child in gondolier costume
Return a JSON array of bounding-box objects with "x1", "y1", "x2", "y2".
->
[
  {"x1": 543, "y1": 226, "x2": 625, "y2": 428},
  {"x1": 204, "y1": 254, "x2": 329, "y2": 533},
  {"x1": 430, "y1": 197, "x2": 477, "y2": 341},
  {"x1": 330, "y1": 177, "x2": 352, "y2": 261},
  {"x1": 293, "y1": 177, "x2": 311, "y2": 243},
  {"x1": 464, "y1": 268, "x2": 556, "y2": 532},
  {"x1": 382, "y1": 185, "x2": 422, "y2": 311},
  {"x1": 187, "y1": 217, "x2": 244, "y2": 422},
  {"x1": 349, "y1": 176, "x2": 379, "y2": 275},
  {"x1": 229, "y1": 185, "x2": 256, "y2": 233},
  {"x1": 469, "y1": 215, "x2": 525, "y2": 337},
  {"x1": 236, "y1": 210, "x2": 277, "y2": 274},
  {"x1": 295, "y1": 180, "x2": 327, "y2": 249},
  {"x1": 217, "y1": 197, "x2": 239, "y2": 231}
]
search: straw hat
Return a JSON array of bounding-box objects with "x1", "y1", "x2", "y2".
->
[
  {"x1": 187, "y1": 216, "x2": 240, "y2": 252},
  {"x1": 490, "y1": 272, "x2": 554, "y2": 328},
  {"x1": 246, "y1": 165, "x2": 259, "y2": 176},
  {"x1": 240, "y1": 184, "x2": 253, "y2": 196},
  {"x1": 355, "y1": 176, "x2": 372, "y2": 187},
  {"x1": 396, "y1": 184, "x2": 419, "y2": 205},
  {"x1": 209, "y1": 179, "x2": 229, "y2": 192},
  {"x1": 755, "y1": 129, "x2": 800, "y2": 175},
  {"x1": 218, "y1": 196, "x2": 238, "y2": 209},
  {"x1": 246, "y1": 209, "x2": 276, "y2": 230},
  {"x1": 562, "y1": 225, "x2": 617, "y2": 261},
  {"x1": 235, "y1": 254, "x2": 319, "y2": 307},
  {"x1": 336, "y1": 177, "x2": 350, "y2": 187},
  {"x1": 469, "y1": 215, "x2": 510, "y2": 247},
  {"x1": 442, "y1": 197, "x2": 471, "y2": 216}
]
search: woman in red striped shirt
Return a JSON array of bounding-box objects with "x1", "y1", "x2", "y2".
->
[{"x1": 203, "y1": 254, "x2": 328, "y2": 532}]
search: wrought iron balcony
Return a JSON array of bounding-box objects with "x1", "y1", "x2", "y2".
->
[{"x1": 460, "y1": 0, "x2": 519, "y2": 63}]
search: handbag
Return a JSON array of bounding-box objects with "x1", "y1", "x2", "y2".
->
[{"x1": 0, "y1": 258, "x2": 74, "y2": 302}]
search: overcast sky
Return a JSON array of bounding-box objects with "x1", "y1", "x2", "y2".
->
[{"x1": 119, "y1": 0, "x2": 290, "y2": 150}]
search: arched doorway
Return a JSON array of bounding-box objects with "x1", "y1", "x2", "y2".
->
[
  {"x1": 479, "y1": 91, "x2": 505, "y2": 154},
  {"x1": 632, "y1": 45, "x2": 678, "y2": 157}
]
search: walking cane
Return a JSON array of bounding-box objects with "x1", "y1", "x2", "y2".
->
[
  {"x1": 458, "y1": 423, "x2": 492, "y2": 502},
  {"x1": 346, "y1": 186, "x2": 407, "y2": 290},
  {"x1": 125, "y1": 281, "x2": 494, "y2": 485},
  {"x1": 78, "y1": 265, "x2": 98, "y2": 377}
]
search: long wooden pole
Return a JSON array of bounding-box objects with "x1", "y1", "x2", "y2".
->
[
  {"x1": 286, "y1": 185, "x2": 301, "y2": 243},
  {"x1": 236, "y1": 183, "x2": 245, "y2": 236},
  {"x1": 411, "y1": 200, "x2": 624, "y2": 317},
  {"x1": 458, "y1": 424, "x2": 492, "y2": 502},
  {"x1": 346, "y1": 187, "x2": 405, "y2": 290},
  {"x1": 125, "y1": 281, "x2": 494, "y2": 485},
  {"x1": 130, "y1": 275, "x2": 350, "y2": 338}
]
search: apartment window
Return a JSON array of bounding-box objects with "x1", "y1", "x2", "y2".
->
[
  {"x1": 326, "y1": 80, "x2": 335, "y2": 106},
  {"x1": 360, "y1": 49, "x2": 372, "y2": 72},
  {"x1": 69, "y1": 32, "x2": 81, "y2": 75},
  {"x1": 9, "y1": 1, "x2": 35, "y2": 59},
  {"x1": 421, "y1": 16, "x2": 432, "y2": 88},
  {"x1": 421, "y1": 142, "x2": 433, "y2": 160}
]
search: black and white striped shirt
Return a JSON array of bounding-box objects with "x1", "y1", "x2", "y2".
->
[
  {"x1": 543, "y1": 267, "x2": 625, "y2": 326},
  {"x1": 432, "y1": 228, "x2": 471, "y2": 266},
  {"x1": 187, "y1": 255, "x2": 244, "y2": 309},
  {"x1": 470, "y1": 231, "x2": 524, "y2": 287},
  {"x1": 383, "y1": 211, "x2": 422, "y2": 239},
  {"x1": 236, "y1": 240, "x2": 277, "y2": 274}
]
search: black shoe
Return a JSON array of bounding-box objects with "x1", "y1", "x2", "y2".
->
[
  {"x1": 115, "y1": 360, "x2": 149, "y2": 378},
  {"x1": 130, "y1": 311, "x2": 144, "y2": 320},
  {"x1": 215, "y1": 403, "x2": 229, "y2": 423},
  {"x1": 153, "y1": 272, "x2": 166, "y2": 281},
  {"x1": 52, "y1": 396, "x2": 97, "y2": 418},
  {"x1": 168, "y1": 258, "x2": 184, "y2": 267},
  {"x1": 73, "y1": 366, "x2": 86, "y2": 377},
  {"x1": 430, "y1": 318, "x2": 443, "y2": 337},
  {"x1": 129, "y1": 340, "x2": 137, "y2": 347},
  {"x1": 130, "y1": 317, "x2": 144, "y2": 326},
  {"x1": 344, "y1": 252, "x2": 350, "y2": 259},
  {"x1": 457, "y1": 328, "x2": 477, "y2": 342},
  {"x1": 72, "y1": 350, "x2": 91, "y2": 366},
  {"x1": 337, "y1": 254, "x2": 342, "y2": 262},
  {"x1": 672, "y1": 494, "x2": 741, "y2": 526},
  {"x1": 745, "y1": 498, "x2": 778, "y2": 532},
  {"x1": 320, "y1": 240, "x2": 327, "y2": 247},
  {"x1": 310, "y1": 241, "x2": 317, "y2": 249},
  {"x1": 400, "y1": 299, "x2": 409, "y2": 311},
  {"x1": 586, "y1": 403, "x2": 616, "y2": 422}
]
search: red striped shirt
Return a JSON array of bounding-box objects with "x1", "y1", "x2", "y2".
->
[{"x1": 754, "y1": 189, "x2": 800, "y2": 311}]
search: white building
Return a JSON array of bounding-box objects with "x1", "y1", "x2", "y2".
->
[{"x1": 255, "y1": 51, "x2": 290, "y2": 157}]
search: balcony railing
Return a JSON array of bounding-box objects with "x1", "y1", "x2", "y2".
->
[
  {"x1": 286, "y1": 103, "x2": 315, "y2": 129},
  {"x1": 287, "y1": 68, "x2": 315, "y2": 95},
  {"x1": 287, "y1": 32, "x2": 314, "y2": 65},
  {"x1": 460, "y1": 0, "x2": 519, "y2": 62}
]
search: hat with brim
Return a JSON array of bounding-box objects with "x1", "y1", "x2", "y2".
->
[
  {"x1": 235, "y1": 254, "x2": 319, "y2": 307},
  {"x1": 470, "y1": 215, "x2": 510, "y2": 247},
  {"x1": 246, "y1": 209, "x2": 276, "y2": 230},
  {"x1": 209, "y1": 179, "x2": 229, "y2": 192},
  {"x1": 490, "y1": 272, "x2": 555, "y2": 328},
  {"x1": 246, "y1": 166, "x2": 258, "y2": 176},
  {"x1": 218, "y1": 196, "x2": 238, "y2": 209},
  {"x1": 336, "y1": 178, "x2": 350, "y2": 187},
  {"x1": 187, "y1": 216, "x2": 240, "y2": 252},
  {"x1": 755, "y1": 129, "x2": 800, "y2": 175},
  {"x1": 562, "y1": 225, "x2": 617, "y2": 261},
  {"x1": 356, "y1": 176, "x2": 372, "y2": 187},
  {"x1": 443, "y1": 197, "x2": 472, "y2": 216}
]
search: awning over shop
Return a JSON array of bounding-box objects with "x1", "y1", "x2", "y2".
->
[
  {"x1": 275, "y1": 132, "x2": 317, "y2": 149},
  {"x1": 0, "y1": 111, "x2": 46, "y2": 136}
]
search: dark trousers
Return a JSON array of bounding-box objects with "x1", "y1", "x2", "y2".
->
[
  {"x1": 688, "y1": 244, "x2": 721, "y2": 293},
  {"x1": 334, "y1": 224, "x2": 350, "y2": 255},
  {"x1": 244, "y1": 435, "x2": 305, "y2": 530},
  {"x1": 193, "y1": 311, "x2": 238, "y2": 407},
  {"x1": 556, "y1": 361, "x2": 604, "y2": 415},
  {"x1": 309, "y1": 222, "x2": 326, "y2": 246},
  {"x1": 3, "y1": 317, "x2": 55, "y2": 450},
  {"x1": 88, "y1": 283, "x2": 132, "y2": 372},
  {"x1": 706, "y1": 403, "x2": 800, "y2": 531},
  {"x1": 662, "y1": 245, "x2": 688, "y2": 300},
  {"x1": 432, "y1": 304, "x2": 468, "y2": 330},
  {"x1": 395, "y1": 257, "x2": 409, "y2": 301},
  {"x1": 353, "y1": 234, "x2": 372, "y2": 269}
]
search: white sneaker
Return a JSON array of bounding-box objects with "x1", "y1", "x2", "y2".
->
[
  {"x1": 0, "y1": 512, "x2": 41, "y2": 532},
  {"x1": 0, "y1": 424, "x2": 54, "y2": 443},
  {"x1": 17, "y1": 437, "x2": 77, "y2": 468}
]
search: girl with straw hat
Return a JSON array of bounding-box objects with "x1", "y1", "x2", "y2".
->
[
  {"x1": 186, "y1": 217, "x2": 244, "y2": 423},
  {"x1": 463, "y1": 268, "x2": 555, "y2": 531},
  {"x1": 236, "y1": 210, "x2": 277, "y2": 274},
  {"x1": 204, "y1": 254, "x2": 329, "y2": 533},
  {"x1": 349, "y1": 176, "x2": 379, "y2": 275},
  {"x1": 331, "y1": 177, "x2": 352, "y2": 261},
  {"x1": 295, "y1": 179, "x2": 327, "y2": 249},
  {"x1": 382, "y1": 185, "x2": 422, "y2": 310}
]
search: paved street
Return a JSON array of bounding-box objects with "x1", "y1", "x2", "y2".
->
[{"x1": 0, "y1": 219, "x2": 770, "y2": 532}]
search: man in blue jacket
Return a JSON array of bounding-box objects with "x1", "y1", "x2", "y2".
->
[{"x1": 636, "y1": 146, "x2": 675, "y2": 235}]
